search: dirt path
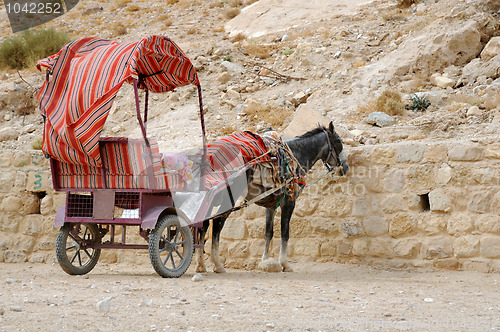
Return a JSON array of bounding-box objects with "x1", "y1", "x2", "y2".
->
[{"x1": 0, "y1": 262, "x2": 498, "y2": 331}]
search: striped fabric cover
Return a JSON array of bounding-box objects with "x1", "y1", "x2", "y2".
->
[
  {"x1": 54, "y1": 137, "x2": 185, "y2": 190},
  {"x1": 37, "y1": 35, "x2": 199, "y2": 167},
  {"x1": 205, "y1": 131, "x2": 271, "y2": 188}
]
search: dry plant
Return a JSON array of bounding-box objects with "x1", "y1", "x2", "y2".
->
[
  {"x1": 230, "y1": 33, "x2": 246, "y2": 43},
  {"x1": 115, "y1": 0, "x2": 132, "y2": 8},
  {"x1": 225, "y1": 7, "x2": 241, "y2": 19},
  {"x1": 244, "y1": 102, "x2": 293, "y2": 129},
  {"x1": 211, "y1": 124, "x2": 238, "y2": 137},
  {"x1": 187, "y1": 28, "x2": 197, "y2": 35},
  {"x1": 126, "y1": 4, "x2": 140, "y2": 11},
  {"x1": 375, "y1": 90, "x2": 405, "y2": 116},
  {"x1": 449, "y1": 93, "x2": 481, "y2": 107},
  {"x1": 31, "y1": 138, "x2": 43, "y2": 150},
  {"x1": 111, "y1": 23, "x2": 127, "y2": 36},
  {"x1": 229, "y1": 0, "x2": 243, "y2": 7},
  {"x1": 167, "y1": 0, "x2": 179, "y2": 4},
  {"x1": 398, "y1": 0, "x2": 420, "y2": 8}
]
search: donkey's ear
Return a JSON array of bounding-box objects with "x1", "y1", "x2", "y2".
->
[{"x1": 329, "y1": 121, "x2": 334, "y2": 133}]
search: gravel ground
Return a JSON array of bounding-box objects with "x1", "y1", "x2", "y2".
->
[{"x1": 0, "y1": 262, "x2": 499, "y2": 331}]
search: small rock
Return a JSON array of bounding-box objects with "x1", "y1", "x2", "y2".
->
[
  {"x1": 281, "y1": 34, "x2": 289, "y2": 42},
  {"x1": 9, "y1": 306, "x2": 22, "y2": 312},
  {"x1": 333, "y1": 50, "x2": 341, "y2": 58},
  {"x1": 221, "y1": 61, "x2": 244, "y2": 75},
  {"x1": 266, "y1": 322, "x2": 275, "y2": 328},
  {"x1": 433, "y1": 75, "x2": 455, "y2": 89},
  {"x1": 0, "y1": 307, "x2": 4, "y2": 315},
  {"x1": 362, "y1": 112, "x2": 394, "y2": 127},
  {"x1": 5, "y1": 277, "x2": 15, "y2": 284},
  {"x1": 169, "y1": 92, "x2": 180, "y2": 102},
  {"x1": 97, "y1": 297, "x2": 113, "y2": 313},
  {"x1": 0, "y1": 127, "x2": 19, "y2": 142},
  {"x1": 291, "y1": 91, "x2": 308, "y2": 106},
  {"x1": 424, "y1": 298, "x2": 434, "y2": 303},
  {"x1": 141, "y1": 299, "x2": 153, "y2": 307},
  {"x1": 216, "y1": 72, "x2": 230, "y2": 84},
  {"x1": 192, "y1": 273, "x2": 204, "y2": 282},
  {"x1": 466, "y1": 106, "x2": 482, "y2": 117},
  {"x1": 480, "y1": 36, "x2": 500, "y2": 61},
  {"x1": 225, "y1": 89, "x2": 240, "y2": 100}
]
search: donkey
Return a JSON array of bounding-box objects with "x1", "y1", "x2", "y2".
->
[{"x1": 195, "y1": 121, "x2": 349, "y2": 273}]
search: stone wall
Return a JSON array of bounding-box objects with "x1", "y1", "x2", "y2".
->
[{"x1": 1, "y1": 139, "x2": 499, "y2": 272}]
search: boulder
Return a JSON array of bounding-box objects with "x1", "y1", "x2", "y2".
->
[
  {"x1": 362, "y1": 112, "x2": 394, "y2": 127},
  {"x1": 0, "y1": 127, "x2": 19, "y2": 142},
  {"x1": 480, "y1": 37, "x2": 500, "y2": 61}
]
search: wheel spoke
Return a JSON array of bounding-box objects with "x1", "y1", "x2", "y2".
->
[
  {"x1": 170, "y1": 252, "x2": 176, "y2": 269},
  {"x1": 163, "y1": 250, "x2": 173, "y2": 266},
  {"x1": 70, "y1": 250, "x2": 79, "y2": 264},
  {"x1": 174, "y1": 248, "x2": 184, "y2": 261},
  {"x1": 66, "y1": 245, "x2": 76, "y2": 251},
  {"x1": 77, "y1": 251, "x2": 82, "y2": 266},
  {"x1": 83, "y1": 248, "x2": 93, "y2": 259}
]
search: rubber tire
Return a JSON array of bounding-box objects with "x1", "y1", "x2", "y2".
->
[
  {"x1": 149, "y1": 214, "x2": 193, "y2": 278},
  {"x1": 56, "y1": 223, "x2": 101, "y2": 275}
]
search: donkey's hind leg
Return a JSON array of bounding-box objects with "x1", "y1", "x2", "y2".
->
[
  {"x1": 195, "y1": 219, "x2": 210, "y2": 273},
  {"x1": 261, "y1": 208, "x2": 276, "y2": 261},
  {"x1": 211, "y1": 216, "x2": 227, "y2": 273}
]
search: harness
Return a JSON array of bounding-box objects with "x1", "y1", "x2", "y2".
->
[{"x1": 321, "y1": 129, "x2": 347, "y2": 172}]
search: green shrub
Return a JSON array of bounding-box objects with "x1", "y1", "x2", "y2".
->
[
  {"x1": 0, "y1": 27, "x2": 71, "y2": 70},
  {"x1": 406, "y1": 94, "x2": 431, "y2": 112}
]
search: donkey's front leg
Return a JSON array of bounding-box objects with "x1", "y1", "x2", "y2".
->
[
  {"x1": 195, "y1": 220, "x2": 210, "y2": 273},
  {"x1": 261, "y1": 208, "x2": 276, "y2": 261},
  {"x1": 211, "y1": 217, "x2": 227, "y2": 273},
  {"x1": 279, "y1": 199, "x2": 295, "y2": 272}
]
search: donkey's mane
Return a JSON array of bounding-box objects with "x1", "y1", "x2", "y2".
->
[{"x1": 294, "y1": 126, "x2": 328, "y2": 140}]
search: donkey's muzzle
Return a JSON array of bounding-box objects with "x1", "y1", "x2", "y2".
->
[{"x1": 338, "y1": 151, "x2": 349, "y2": 176}]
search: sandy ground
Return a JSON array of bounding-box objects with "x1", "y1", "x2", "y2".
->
[{"x1": 0, "y1": 262, "x2": 499, "y2": 332}]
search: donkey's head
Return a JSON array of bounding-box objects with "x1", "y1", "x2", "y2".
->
[{"x1": 322, "y1": 121, "x2": 349, "y2": 176}]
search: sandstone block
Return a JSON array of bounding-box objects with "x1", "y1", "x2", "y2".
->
[
  {"x1": 352, "y1": 238, "x2": 370, "y2": 256},
  {"x1": 221, "y1": 219, "x2": 247, "y2": 240},
  {"x1": 40, "y1": 196, "x2": 53, "y2": 215},
  {"x1": 381, "y1": 194, "x2": 405, "y2": 214},
  {"x1": 245, "y1": 218, "x2": 265, "y2": 239},
  {"x1": 363, "y1": 216, "x2": 388, "y2": 236},
  {"x1": 21, "y1": 194, "x2": 40, "y2": 215},
  {"x1": 389, "y1": 214, "x2": 416, "y2": 238},
  {"x1": 433, "y1": 258, "x2": 460, "y2": 270},
  {"x1": 435, "y1": 164, "x2": 452, "y2": 185},
  {"x1": 406, "y1": 165, "x2": 434, "y2": 191},
  {"x1": 480, "y1": 235, "x2": 500, "y2": 258},
  {"x1": 227, "y1": 242, "x2": 250, "y2": 258},
  {"x1": 356, "y1": 166, "x2": 384, "y2": 193},
  {"x1": 447, "y1": 214, "x2": 473, "y2": 235},
  {"x1": 383, "y1": 168, "x2": 405, "y2": 193},
  {"x1": 1, "y1": 196, "x2": 23, "y2": 212},
  {"x1": 492, "y1": 192, "x2": 500, "y2": 215},
  {"x1": 372, "y1": 147, "x2": 395, "y2": 165},
  {"x1": 0, "y1": 151, "x2": 14, "y2": 167},
  {"x1": 337, "y1": 240, "x2": 352, "y2": 256},
  {"x1": 449, "y1": 145, "x2": 485, "y2": 161},
  {"x1": 393, "y1": 238, "x2": 420, "y2": 258},
  {"x1": 26, "y1": 171, "x2": 51, "y2": 192},
  {"x1": 461, "y1": 260, "x2": 491, "y2": 273},
  {"x1": 453, "y1": 235, "x2": 480, "y2": 258},
  {"x1": 4, "y1": 250, "x2": 26, "y2": 263},
  {"x1": 0, "y1": 172, "x2": 15, "y2": 192},
  {"x1": 395, "y1": 143, "x2": 424, "y2": 163},
  {"x1": 340, "y1": 218, "x2": 363, "y2": 237},
  {"x1": 352, "y1": 199, "x2": 371, "y2": 216},
  {"x1": 318, "y1": 196, "x2": 352, "y2": 218},
  {"x1": 422, "y1": 237, "x2": 452, "y2": 259},
  {"x1": 468, "y1": 191, "x2": 493, "y2": 214},
  {"x1": 294, "y1": 197, "x2": 319, "y2": 217},
  {"x1": 424, "y1": 144, "x2": 448, "y2": 163},
  {"x1": 419, "y1": 214, "x2": 446, "y2": 235},
  {"x1": 13, "y1": 151, "x2": 31, "y2": 167},
  {"x1": 310, "y1": 218, "x2": 339, "y2": 236},
  {"x1": 347, "y1": 149, "x2": 368, "y2": 166},
  {"x1": 475, "y1": 214, "x2": 500, "y2": 234},
  {"x1": 369, "y1": 238, "x2": 393, "y2": 257},
  {"x1": 433, "y1": 75, "x2": 455, "y2": 88},
  {"x1": 22, "y1": 214, "x2": 43, "y2": 236},
  {"x1": 480, "y1": 36, "x2": 500, "y2": 61},
  {"x1": 293, "y1": 238, "x2": 320, "y2": 257},
  {"x1": 14, "y1": 171, "x2": 27, "y2": 191},
  {"x1": 363, "y1": 112, "x2": 394, "y2": 127},
  {"x1": 248, "y1": 239, "x2": 266, "y2": 257},
  {"x1": 216, "y1": 72, "x2": 230, "y2": 84},
  {"x1": 471, "y1": 167, "x2": 499, "y2": 185},
  {"x1": 428, "y1": 189, "x2": 452, "y2": 212},
  {"x1": 319, "y1": 240, "x2": 337, "y2": 257}
]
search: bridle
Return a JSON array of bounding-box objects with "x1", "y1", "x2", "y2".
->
[{"x1": 322, "y1": 129, "x2": 347, "y2": 173}]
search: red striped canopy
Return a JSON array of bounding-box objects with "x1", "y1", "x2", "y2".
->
[{"x1": 37, "y1": 35, "x2": 199, "y2": 166}]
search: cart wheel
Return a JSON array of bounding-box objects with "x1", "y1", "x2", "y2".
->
[
  {"x1": 55, "y1": 223, "x2": 101, "y2": 275},
  {"x1": 149, "y1": 214, "x2": 193, "y2": 278}
]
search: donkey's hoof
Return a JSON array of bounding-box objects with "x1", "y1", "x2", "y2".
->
[
  {"x1": 281, "y1": 262, "x2": 294, "y2": 272},
  {"x1": 196, "y1": 265, "x2": 207, "y2": 273},
  {"x1": 258, "y1": 258, "x2": 282, "y2": 272},
  {"x1": 213, "y1": 264, "x2": 226, "y2": 273}
]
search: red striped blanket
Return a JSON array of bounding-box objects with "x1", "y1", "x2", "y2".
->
[
  {"x1": 205, "y1": 131, "x2": 271, "y2": 188},
  {"x1": 37, "y1": 35, "x2": 199, "y2": 167}
]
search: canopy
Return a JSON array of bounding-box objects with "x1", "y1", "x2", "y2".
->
[{"x1": 37, "y1": 35, "x2": 200, "y2": 166}]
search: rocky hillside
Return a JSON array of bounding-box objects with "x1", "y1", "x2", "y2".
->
[{"x1": 0, "y1": 0, "x2": 499, "y2": 152}]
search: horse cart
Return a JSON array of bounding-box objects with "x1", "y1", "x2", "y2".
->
[{"x1": 37, "y1": 35, "x2": 263, "y2": 278}]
